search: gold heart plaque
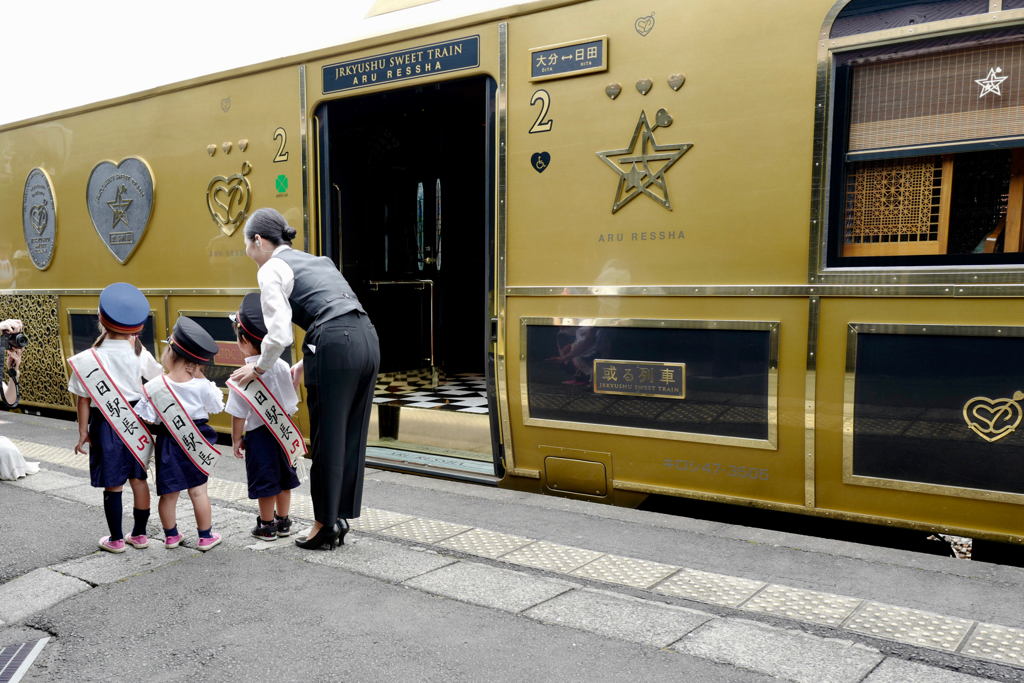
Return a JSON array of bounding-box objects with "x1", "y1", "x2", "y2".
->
[
  {"x1": 207, "y1": 144, "x2": 216, "y2": 156},
  {"x1": 207, "y1": 161, "x2": 252, "y2": 237},
  {"x1": 605, "y1": 83, "x2": 622, "y2": 100},
  {"x1": 668, "y1": 73, "x2": 686, "y2": 91},
  {"x1": 963, "y1": 392, "x2": 1024, "y2": 442},
  {"x1": 239, "y1": 139, "x2": 248, "y2": 152},
  {"x1": 636, "y1": 79, "x2": 652, "y2": 96},
  {"x1": 222, "y1": 142, "x2": 232, "y2": 154}
]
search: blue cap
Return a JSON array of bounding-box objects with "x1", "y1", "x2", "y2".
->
[{"x1": 98, "y1": 283, "x2": 149, "y2": 334}]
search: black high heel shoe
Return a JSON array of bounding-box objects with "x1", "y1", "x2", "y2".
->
[
  {"x1": 337, "y1": 518, "x2": 349, "y2": 546},
  {"x1": 294, "y1": 522, "x2": 342, "y2": 551}
]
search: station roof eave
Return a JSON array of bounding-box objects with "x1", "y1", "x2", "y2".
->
[{"x1": 0, "y1": 0, "x2": 588, "y2": 134}]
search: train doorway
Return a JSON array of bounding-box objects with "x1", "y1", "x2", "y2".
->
[{"x1": 314, "y1": 75, "x2": 501, "y2": 479}]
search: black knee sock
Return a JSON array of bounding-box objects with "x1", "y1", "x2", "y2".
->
[
  {"x1": 102, "y1": 491, "x2": 123, "y2": 541},
  {"x1": 131, "y1": 508, "x2": 150, "y2": 537}
]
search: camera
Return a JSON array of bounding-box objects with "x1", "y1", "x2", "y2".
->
[{"x1": 1, "y1": 332, "x2": 28, "y2": 350}]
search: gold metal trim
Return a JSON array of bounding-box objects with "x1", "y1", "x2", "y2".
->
[
  {"x1": 844, "y1": 322, "x2": 1024, "y2": 506},
  {"x1": 504, "y1": 283, "x2": 1024, "y2": 297},
  {"x1": 805, "y1": 296, "x2": 819, "y2": 508},
  {"x1": 812, "y1": 1, "x2": 1024, "y2": 285},
  {"x1": 0, "y1": 288, "x2": 259, "y2": 297},
  {"x1": 495, "y1": 21, "x2": 516, "y2": 472},
  {"x1": 177, "y1": 310, "x2": 235, "y2": 318},
  {"x1": 509, "y1": 467, "x2": 541, "y2": 479},
  {"x1": 65, "y1": 308, "x2": 159, "y2": 357},
  {"x1": 519, "y1": 317, "x2": 779, "y2": 450},
  {"x1": 528, "y1": 35, "x2": 608, "y2": 83},
  {"x1": 300, "y1": 65, "x2": 310, "y2": 254},
  {"x1": 612, "y1": 479, "x2": 1024, "y2": 544}
]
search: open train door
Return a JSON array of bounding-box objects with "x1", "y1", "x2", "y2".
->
[{"x1": 314, "y1": 75, "x2": 503, "y2": 483}]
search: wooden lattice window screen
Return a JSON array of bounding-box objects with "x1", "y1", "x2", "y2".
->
[{"x1": 843, "y1": 156, "x2": 952, "y2": 256}]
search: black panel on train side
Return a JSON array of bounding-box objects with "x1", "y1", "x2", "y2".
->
[{"x1": 853, "y1": 332, "x2": 1024, "y2": 495}]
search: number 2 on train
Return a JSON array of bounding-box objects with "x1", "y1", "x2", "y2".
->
[
  {"x1": 273, "y1": 127, "x2": 289, "y2": 162},
  {"x1": 529, "y1": 90, "x2": 553, "y2": 134}
]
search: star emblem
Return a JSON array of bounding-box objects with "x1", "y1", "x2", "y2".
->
[
  {"x1": 976, "y1": 67, "x2": 1008, "y2": 98},
  {"x1": 107, "y1": 184, "x2": 133, "y2": 229},
  {"x1": 596, "y1": 110, "x2": 692, "y2": 213}
]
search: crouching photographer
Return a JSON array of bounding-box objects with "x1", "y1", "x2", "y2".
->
[{"x1": 1, "y1": 318, "x2": 28, "y2": 408}]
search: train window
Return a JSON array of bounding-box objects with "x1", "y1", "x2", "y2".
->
[
  {"x1": 68, "y1": 311, "x2": 157, "y2": 358},
  {"x1": 826, "y1": 28, "x2": 1024, "y2": 267}
]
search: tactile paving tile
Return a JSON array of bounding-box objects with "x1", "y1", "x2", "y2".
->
[
  {"x1": 500, "y1": 541, "x2": 604, "y2": 574},
  {"x1": 205, "y1": 478, "x2": 249, "y2": 503},
  {"x1": 436, "y1": 528, "x2": 534, "y2": 559},
  {"x1": 844, "y1": 602, "x2": 973, "y2": 651},
  {"x1": 653, "y1": 568, "x2": 766, "y2": 607},
  {"x1": 348, "y1": 508, "x2": 415, "y2": 532},
  {"x1": 570, "y1": 553, "x2": 679, "y2": 589},
  {"x1": 961, "y1": 623, "x2": 1024, "y2": 666},
  {"x1": 742, "y1": 584, "x2": 863, "y2": 626},
  {"x1": 289, "y1": 496, "x2": 315, "y2": 521},
  {"x1": 11, "y1": 440, "x2": 88, "y2": 470},
  {"x1": 379, "y1": 517, "x2": 472, "y2": 544}
]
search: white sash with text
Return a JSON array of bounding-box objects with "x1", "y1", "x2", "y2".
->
[
  {"x1": 226, "y1": 377, "x2": 306, "y2": 466},
  {"x1": 67, "y1": 349, "x2": 154, "y2": 468},
  {"x1": 143, "y1": 376, "x2": 220, "y2": 475}
]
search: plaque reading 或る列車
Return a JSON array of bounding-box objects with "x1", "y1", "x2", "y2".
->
[
  {"x1": 593, "y1": 360, "x2": 685, "y2": 399},
  {"x1": 322, "y1": 36, "x2": 480, "y2": 94},
  {"x1": 530, "y1": 37, "x2": 607, "y2": 82}
]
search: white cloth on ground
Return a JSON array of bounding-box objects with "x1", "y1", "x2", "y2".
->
[
  {"x1": 225, "y1": 355, "x2": 299, "y2": 431},
  {"x1": 67, "y1": 340, "x2": 164, "y2": 407},
  {"x1": 0, "y1": 436, "x2": 39, "y2": 480},
  {"x1": 136, "y1": 377, "x2": 225, "y2": 423}
]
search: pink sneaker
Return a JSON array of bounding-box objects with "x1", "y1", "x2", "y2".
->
[
  {"x1": 99, "y1": 536, "x2": 126, "y2": 553},
  {"x1": 165, "y1": 533, "x2": 183, "y2": 549},
  {"x1": 126, "y1": 534, "x2": 149, "y2": 549},
  {"x1": 198, "y1": 533, "x2": 221, "y2": 552}
]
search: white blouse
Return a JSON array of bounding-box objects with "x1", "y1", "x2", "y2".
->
[
  {"x1": 225, "y1": 355, "x2": 299, "y2": 431},
  {"x1": 136, "y1": 377, "x2": 225, "y2": 423},
  {"x1": 255, "y1": 244, "x2": 296, "y2": 374},
  {"x1": 67, "y1": 340, "x2": 164, "y2": 407}
]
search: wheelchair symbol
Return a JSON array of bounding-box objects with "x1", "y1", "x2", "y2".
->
[{"x1": 531, "y1": 151, "x2": 550, "y2": 173}]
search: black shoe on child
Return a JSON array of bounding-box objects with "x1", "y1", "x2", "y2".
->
[
  {"x1": 275, "y1": 514, "x2": 292, "y2": 537},
  {"x1": 251, "y1": 516, "x2": 277, "y2": 540}
]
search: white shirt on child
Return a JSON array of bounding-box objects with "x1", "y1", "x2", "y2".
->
[
  {"x1": 225, "y1": 355, "x2": 299, "y2": 431},
  {"x1": 67, "y1": 340, "x2": 164, "y2": 407},
  {"x1": 135, "y1": 377, "x2": 225, "y2": 423}
]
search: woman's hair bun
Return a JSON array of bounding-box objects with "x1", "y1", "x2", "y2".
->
[{"x1": 283, "y1": 225, "x2": 298, "y2": 241}]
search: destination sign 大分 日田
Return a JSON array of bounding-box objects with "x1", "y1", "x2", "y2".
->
[
  {"x1": 530, "y1": 36, "x2": 608, "y2": 82},
  {"x1": 592, "y1": 359, "x2": 685, "y2": 399},
  {"x1": 322, "y1": 36, "x2": 480, "y2": 94}
]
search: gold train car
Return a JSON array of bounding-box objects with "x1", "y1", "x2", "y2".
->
[{"x1": 3, "y1": 0, "x2": 1024, "y2": 544}]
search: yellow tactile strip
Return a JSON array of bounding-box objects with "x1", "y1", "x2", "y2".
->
[{"x1": 9, "y1": 437, "x2": 1024, "y2": 668}]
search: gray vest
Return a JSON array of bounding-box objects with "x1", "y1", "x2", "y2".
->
[{"x1": 273, "y1": 249, "x2": 364, "y2": 331}]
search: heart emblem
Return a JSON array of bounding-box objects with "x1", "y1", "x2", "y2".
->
[
  {"x1": 221, "y1": 97, "x2": 231, "y2": 113},
  {"x1": 531, "y1": 152, "x2": 550, "y2": 173},
  {"x1": 86, "y1": 157, "x2": 155, "y2": 264},
  {"x1": 238, "y1": 139, "x2": 248, "y2": 152},
  {"x1": 653, "y1": 108, "x2": 673, "y2": 129},
  {"x1": 207, "y1": 161, "x2": 252, "y2": 236},
  {"x1": 605, "y1": 83, "x2": 622, "y2": 100},
  {"x1": 30, "y1": 205, "x2": 48, "y2": 235},
  {"x1": 636, "y1": 79, "x2": 653, "y2": 95},
  {"x1": 222, "y1": 142, "x2": 232, "y2": 154},
  {"x1": 207, "y1": 144, "x2": 216, "y2": 156},
  {"x1": 635, "y1": 14, "x2": 655, "y2": 37},
  {"x1": 963, "y1": 392, "x2": 1024, "y2": 442},
  {"x1": 668, "y1": 73, "x2": 686, "y2": 91}
]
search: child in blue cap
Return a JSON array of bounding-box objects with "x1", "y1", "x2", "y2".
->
[{"x1": 67, "y1": 283, "x2": 164, "y2": 553}]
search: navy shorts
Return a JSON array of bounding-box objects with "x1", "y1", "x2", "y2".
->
[
  {"x1": 243, "y1": 425, "x2": 301, "y2": 499},
  {"x1": 89, "y1": 408, "x2": 148, "y2": 488},
  {"x1": 154, "y1": 420, "x2": 216, "y2": 496}
]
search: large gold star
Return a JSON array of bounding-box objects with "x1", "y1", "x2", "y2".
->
[
  {"x1": 596, "y1": 111, "x2": 692, "y2": 213},
  {"x1": 107, "y1": 184, "x2": 133, "y2": 229}
]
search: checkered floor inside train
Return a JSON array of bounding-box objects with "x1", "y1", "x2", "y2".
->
[{"x1": 373, "y1": 371, "x2": 490, "y2": 414}]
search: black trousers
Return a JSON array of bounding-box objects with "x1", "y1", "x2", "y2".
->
[{"x1": 304, "y1": 312, "x2": 380, "y2": 523}]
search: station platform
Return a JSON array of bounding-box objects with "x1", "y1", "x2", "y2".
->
[{"x1": 2, "y1": 410, "x2": 1023, "y2": 682}]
